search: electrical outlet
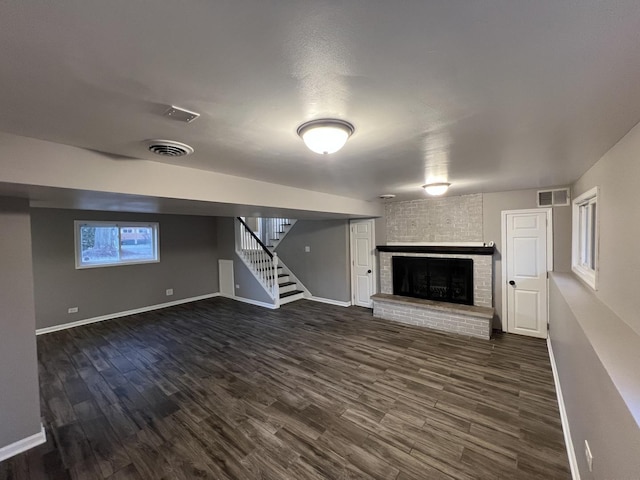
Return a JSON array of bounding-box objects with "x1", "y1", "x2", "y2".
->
[
  {"x1": 235, "y1": 284, "x2": 240, "y2": 289},
  {"x1": 166, "y1": 288, "x2": 173, "y2": 296},
  {"x1": 68, "y1": 307, "x2": 78, "y2": 314},
  {"x1": 584, "y1": 440, "x2": 593, "y2": 472},
  {"x1": 305, "y1": 246, "x2": 311, "y2": 252}
]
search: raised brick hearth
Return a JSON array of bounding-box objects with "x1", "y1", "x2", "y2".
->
[{"x1": 371, "y1": 293, "x2": 494, "y2": 339}]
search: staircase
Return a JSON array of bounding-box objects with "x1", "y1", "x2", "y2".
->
[
  {"x1": 275, "y1": 269, "x2": 305, "y2": 305},
  {"x1": 259, "y1": 218, "x2": 297, "y2": 250},
  {"x1": 236, "y1": 218, "x2": 305, "y2": 306}
]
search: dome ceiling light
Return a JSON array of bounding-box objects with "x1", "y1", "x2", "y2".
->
[
  {"x1": 422, "y1": 182, "x2": 451, "y2": 196},
  {"x1": 297, "y1": 119, "x2": 354, "y2": 155}
]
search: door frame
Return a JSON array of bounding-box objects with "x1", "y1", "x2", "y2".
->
[
  {"x1": 500, "y1": 208, "x2": 553, "y2": 333},
  {"x1": 350, "y1": 219, "x2": 377, "y2": 307}
]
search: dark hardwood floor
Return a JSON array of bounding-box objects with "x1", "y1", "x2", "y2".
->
[{"x1": 1, "y1": 298, "x2": 571, "y2": 479}]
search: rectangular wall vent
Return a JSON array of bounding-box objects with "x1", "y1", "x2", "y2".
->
[{"x1": 537, "y1": 188, "x2": 570, "y2": 207}]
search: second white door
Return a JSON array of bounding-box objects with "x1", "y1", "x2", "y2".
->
[
  {"x1": 350, "y1": 219, "x2": 376, "y2": 308},
  {"x1": 503, "y1": 209, "x2": 552, "y2": 339}
]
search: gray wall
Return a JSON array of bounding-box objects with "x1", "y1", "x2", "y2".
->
[
  {"x1": 549, "y1": 274, "x2": 640, "y2": 479},
  {"x1": 0, "y1": 198, "x2": 42, "y2": 450},
  {"x1": 31, "y1": 209, "x2": 219, "y2": 329},
  {"x1": 276, "y1": 220, "x2": 351, "y2": 303},
  {"x1": 549, "y1": 120, "x2": 640, "y2": 479},
  {"x1": 573, "y1": 120, "x2": 640, "y2": 335},
  {"x1": 482, "y1": 188, "x2": 571, "y2": 328},
  {"x1": 216, "y1": 217, "x2": 275, "y2": 304}
]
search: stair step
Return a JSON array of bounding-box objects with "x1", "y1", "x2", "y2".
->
[
  {"x1": 279, "y1": 290, "x2": 305, "y2": 305},
  {"x1": 279, "y1": 282, "x2": 297, "y2": 294},
  {"x1": 280, "y1": 289, "x2": 304, "y2": 299}
]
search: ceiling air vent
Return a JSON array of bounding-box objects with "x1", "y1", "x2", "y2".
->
[
  {"x1": 537, "y1": 188, "x2": 570, "y2": 207},
  {"x1": 146, "y1": 140, "x2": 194, "y2": 157}
]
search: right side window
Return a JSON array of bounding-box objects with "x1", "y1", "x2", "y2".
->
[{"x1": 572, "y1": 186, "x2": 599, "y2": 289}]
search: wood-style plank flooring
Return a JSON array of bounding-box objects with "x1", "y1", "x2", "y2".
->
[{"x1": 1, "y1": 298, "x2": 571, "y2": 479}]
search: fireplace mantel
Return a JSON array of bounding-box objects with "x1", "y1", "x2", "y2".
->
[{"x1": 377, "y1": 244, "x2": 494, "y2": 255}]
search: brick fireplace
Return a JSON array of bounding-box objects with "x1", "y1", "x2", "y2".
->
[
  {"x1": 373, "y1": 194, "x2": 496, "y2": 339},
  {"x1": 373, "y1": 244, "x2": 494, "y2": 339}
]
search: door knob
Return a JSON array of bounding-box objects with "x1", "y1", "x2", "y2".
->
[
  {"x1": 508, "y1": 280, "x2": 516, "y2": 286},
  {"x1": 367, "y1": 269, "x2": 372, "y2": 274}
]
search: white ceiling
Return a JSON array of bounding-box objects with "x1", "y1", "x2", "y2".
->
[{"x1": 1, "y1": 0, "x2": 640, "y2": 204}]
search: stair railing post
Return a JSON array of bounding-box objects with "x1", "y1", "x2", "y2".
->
[{"x1": 272, "y1": 253, "x2": 280, "y2": 307}]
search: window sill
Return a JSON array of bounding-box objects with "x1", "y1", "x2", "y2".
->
[{"x1": 571, "y1": 265, "x2": 598, "y2": 290}]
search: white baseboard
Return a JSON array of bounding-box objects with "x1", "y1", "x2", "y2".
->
[
  {"x1": 0, "y1": 424, "x2": 46, "y2": 462},
  {"x1": 219, "y1": 293, "x2": 278, "y2": 310},
  {"x1": 36, "y1": 293, "x2": 220, "y2": 335},
  {"x1": 547, "y1": 337, "x2": 581, "y2": 480},
  {"x1": 309, "y1": 296, "x2": 352, "y2": 307}
]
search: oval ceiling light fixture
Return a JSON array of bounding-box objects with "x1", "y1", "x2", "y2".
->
[
  {"x1": 422, "y1": 182, "x2": 451, "y2": 196},
  {"x1": 379, "y1": 194, "x2": 396, "y2": 200},
  {"x1": 297, "y1": 119, "x2": 354, "y2": 155}
]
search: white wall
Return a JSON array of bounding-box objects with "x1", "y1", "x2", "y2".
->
[{"x1": 0, "y1": 131, "x2": 381, "y2": 219}]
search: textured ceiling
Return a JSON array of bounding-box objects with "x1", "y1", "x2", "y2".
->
[{"x1": 1, "y1": 0, "x2": 640, "y2": 202}]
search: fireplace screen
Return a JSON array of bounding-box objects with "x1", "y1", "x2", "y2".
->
[{"x1": 392, "y1": 256, "x2": 474, "y2": 306}]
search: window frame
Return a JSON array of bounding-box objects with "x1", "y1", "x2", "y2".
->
[
  {"x1": 572, "y1": 187, "x2": 599, "y2": 289},
  {"x1": 74, "y1": 220, "x2": 160, "y2": 269}
]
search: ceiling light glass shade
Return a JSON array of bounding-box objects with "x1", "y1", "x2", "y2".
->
[
  {"x1": 423, "y1": 182, "x2": 451, "y2": 196},
  {"x1": 297, "y1": 119, "x2": 354, "y2": 154}
]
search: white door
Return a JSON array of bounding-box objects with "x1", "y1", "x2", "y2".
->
[
  {"x1": 350, "y1": 219, "x2": 376, "y2": 308},
  {"x1": 503, "y1": 209, "x2": 552, "y2": 338},
  {"x1": 218, "y1": 259, "x2": 235, "y2": 298}
]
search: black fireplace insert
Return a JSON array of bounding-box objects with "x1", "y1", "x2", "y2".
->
[{"x1": 392, "y1": 256, "x2": 474, "y2": 305}]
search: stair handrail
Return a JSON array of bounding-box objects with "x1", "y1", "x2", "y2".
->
[
  {"x1": 238, "y1": 217, "x2": 273, "y2": 258},
  {"x1": 235, "y1": 217, "x2": 279, "y2": 302}
]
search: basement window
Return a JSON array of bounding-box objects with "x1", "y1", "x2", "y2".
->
[
  {"x1": 572, "y1": 187, "x2": 598, "y2": 289},
  {"x1": 75, "y1": 221, "x2": 159, "y2": 269}
]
